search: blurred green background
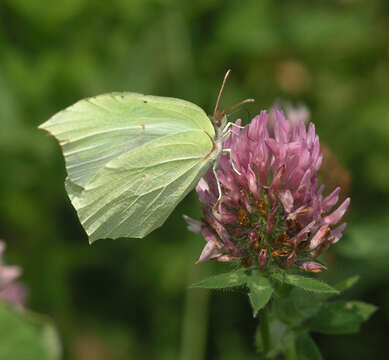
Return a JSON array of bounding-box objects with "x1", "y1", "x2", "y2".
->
[{"x1": 0, "y1": 0, "x2": 388, "y2": 359}]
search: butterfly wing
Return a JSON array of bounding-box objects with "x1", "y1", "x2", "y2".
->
[{"x1": 40, "y1": 92, "x2": 215, "y2": 242}]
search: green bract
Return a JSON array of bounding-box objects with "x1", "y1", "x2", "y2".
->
[{"x1": 39, "y1": 93, "x2": 218, "y2": 242}]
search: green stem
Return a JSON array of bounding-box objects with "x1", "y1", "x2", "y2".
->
[{"x1": 258, "y1": 305, "x2": 271, "y2": 356}]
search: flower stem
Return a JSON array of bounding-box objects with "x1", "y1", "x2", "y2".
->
[{"x1": 258, "y1": 305, "x2": 271, "y2": 356}]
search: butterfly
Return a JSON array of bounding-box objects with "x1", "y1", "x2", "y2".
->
[{"x1": 39, "y1": 70, "x2": 254, "y2": 243}]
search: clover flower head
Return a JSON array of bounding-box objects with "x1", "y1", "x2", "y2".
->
[{"x1": 185, "y1": 108, "x2": 350, "y2": 272}]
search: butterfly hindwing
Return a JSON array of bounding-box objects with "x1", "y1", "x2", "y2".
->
[{"x1": 69, "y1": 129, "x2": 214, "y2": 241}]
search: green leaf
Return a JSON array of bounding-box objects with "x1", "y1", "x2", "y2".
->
[
  {"x1": 295, "y1": 333, "x2": 323, "y2": 360},
  {"x1": 275, "y1": 273, "x2": 339, "y2": 294},
  {"x1": 273, "y1": 288, "x2": 323, "y2": 326},
  {"x1": 190, "y1": 269, "x2": 248, "y2": 289},
  {"x1": 273, "y1": 296, "x2": 302, "y2": 326},
  {"x1": 260, "y1": 318, "x2": 293, "y2": 359},
  {"x1": 0, "y1": 303, "x2": 61, "y2": 360},
  {"x1": 334, "y1": 275, "x2": 360, "y2": 292},
  {"x1": 351, "y1": 301, "x2": 378, "y2": 320},
  {"x1": 309, "y1": 300, "x2": 377, "y2": 334},
  {"x1": 291, "y1": 289, "x2": 323, "y2": 318},
  {"x1": 247, "y1": 274, "x2": 273, "y2": 316}
]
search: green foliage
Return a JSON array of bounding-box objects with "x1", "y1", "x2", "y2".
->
[
  {"x1": 334, "y1": 275, "x2": 360, "y2": 292},
  {"x1": 273, "y1": 287, "x2": 323, "y2": 326},
  {"x1": 272, "y1": 273, "x2": 339, "y2": 294},
  {"x1": 190, "y1": 269, "x2": 248, "y2": 289},
  {"x1": 191, "y1": 269, "x2": 274, "y2": 316},
  {"x1": 295, "y1": 333, "x2": 322, "y2": 360},
  {"x1": 261, "y1": 275, "x2": 376, "y2": 358},
  {"x1": 0, "y1": 304, "x2": 61, "y2": 360},
  {"x1": 309, "y1": 300, "x2": 377, "y2": 335},
  {"x1": 247, "y1": 272, "x2": 273, "y2": 317},
  {"x1": 194, "y1": 268, "x2": 375, "y2": 357},
  {"x1": 256, "y1": 318, "x2": 292, "y2": 358}
]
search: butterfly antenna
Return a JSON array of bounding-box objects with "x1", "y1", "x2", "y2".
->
[
  {"x1": 213, "y1": 69, "x2": 255, "y2": 126},
  {"x1": 213, "y1": 69, "x2": 231, "y2": 120},
  {"x1": 222, "y1": 98, "x2": 255, "y2": 116}
]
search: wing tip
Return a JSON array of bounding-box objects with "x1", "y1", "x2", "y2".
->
[
  {"x1": 38, "y1": 112, "x2": 62, "y2": 136},
  {"x1": 37, "y1": 121, "x2": 54, "y2": 137},
  {"x1": 38, "y1": 119, "x2": 50, "y2": 131}
]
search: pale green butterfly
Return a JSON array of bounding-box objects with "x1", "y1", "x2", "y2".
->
[{"x1": 39, "y1": 70, "x2": 254, "y2": 243}]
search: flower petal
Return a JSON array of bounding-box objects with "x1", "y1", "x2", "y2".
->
[
  {"x1": 328, "y1": 222, "x2": 347, "y2": 244},
  {"x1": 322, "y1": 187, "x2": 340, "y2": 212},
  {"x1": 323, "y1": 198, "x2": 350, "y2": 225},
  {"x1": 279, "y1": 190, "x2": 294, "y2": 213},
  {"x1": 309, "y1": 225, "x2": 330, "y2": 250},
  {"x1": 183, "y1": 215, "x2": 202, "y2": 234},
  {"x1": 196, "y1": 242, "x2": 223, "y2": 264},
  {"x1": 299, "y1": 261, "x2": 327, "y2": 273}
]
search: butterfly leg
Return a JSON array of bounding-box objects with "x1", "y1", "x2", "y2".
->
[
  {"x1": 212, "y1": 162, "x2": 223, "y2": 201},
  {"x1": 222, "y1": 122, "x2": 244, "y2": 135},
  {"x1": 221, "y1": 128, "x2": 239, "y2": 141},
  {"x1": 222, "y1": 148, "x2": 241, "y2": 176}
]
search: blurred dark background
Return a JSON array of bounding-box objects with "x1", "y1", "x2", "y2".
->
[{"x1": 0, "y1": 0, "x2": 388, "y2": 359}]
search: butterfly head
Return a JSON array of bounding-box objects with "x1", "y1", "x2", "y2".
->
[{"x1": 211, "y1": 69, "x2": 255, "y2": 139}]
